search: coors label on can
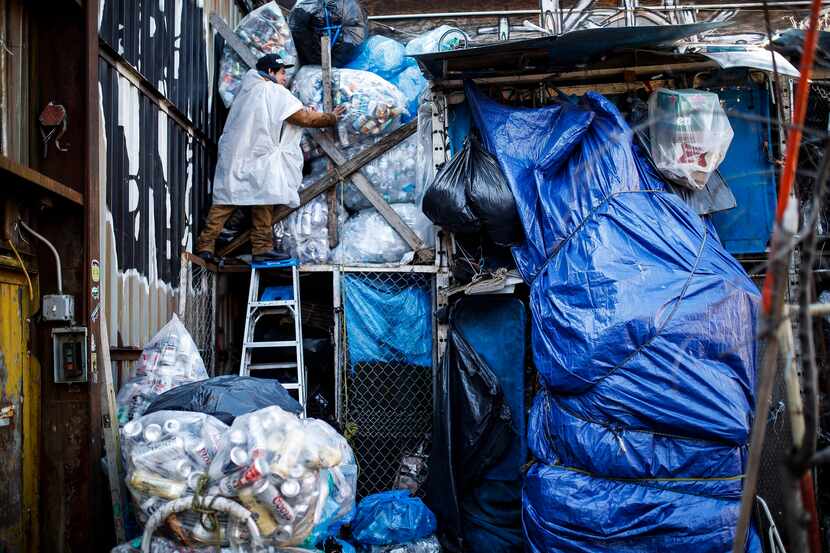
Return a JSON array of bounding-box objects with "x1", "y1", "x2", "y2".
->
[
  {"x1": 218, "y1": 458, "x2": 267, "y2": 495},
  {"x1": 186, "y1": 439, "x2": 214, "y2": 467},
  {"x1": 252, "y1": 479, "x2": 295, "y2": 522},
  {"x1": 133, "y1": 436, "x2": 185, "y2": 465}
]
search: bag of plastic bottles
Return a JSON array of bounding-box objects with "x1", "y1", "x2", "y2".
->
[
  {"x1": 289, "y1": 0, "x2": 367, "y2": 66},
  {"x1": 332, "y1": 203, "x2": 434, "y2": 264},
  {"x1": 346, "y1": 36, "x2": 427, "y2": 123},
  {"x1": 341, "y1": 134, "x2": 420, "y2": 212},
  {"x1": 405, "y1": 25, "x2": 468, "y2": 55},
  {"x1": 352, "y1": 490, "x2": 437, "y2": 546},
  {"x1": 218, "y1": 2, "x2": 298, "y2": 108},
  {"x1": 211, "y1": 406, "x2": 358, "y2": 549},
  {"x1": 291, "y1": 66, "x2": 408, "y2": 148},
  {"x1": 648, "y1": 88, "x2": 734, "y2": 191},
  {"x1": 116, "y1": 315, "x2": 209, "y2": 427},
  {"x1": 367, "y1": 536, "x2": 442, "y2": 553}
]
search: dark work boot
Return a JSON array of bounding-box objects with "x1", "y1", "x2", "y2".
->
[
  {"x1": 252, "y1": 250, "x2": 293, "y2": 263},
  {"x1": 196, "y1": 250, "x2": 215, "y2": 263}
]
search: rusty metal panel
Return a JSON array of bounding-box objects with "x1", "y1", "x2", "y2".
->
[
  {"x1": 98, "y1": 0, "x2": 240, "y2": 136},
  {"x1": 0, "y1": 264, "x2": 38, "y2": 553}
]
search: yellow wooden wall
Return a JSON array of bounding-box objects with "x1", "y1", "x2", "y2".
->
[{"x1": 0, "y1": 256, "x2": 39, "y2": 553}]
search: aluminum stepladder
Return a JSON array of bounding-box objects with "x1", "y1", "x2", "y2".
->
[{"x1": 240, "y1": 259, "x2": 307, "y2": 415}]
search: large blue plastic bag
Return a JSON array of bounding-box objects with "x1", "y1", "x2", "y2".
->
[
  {"x1": 352, "y1": 490, "x2": 437, "y2": 546},
  {"x1": 347, "y1": 35, "x2": 407, "y2": 81},
  {"x1": 523, "y1": 464, "x2": 762, "y2": 553}
]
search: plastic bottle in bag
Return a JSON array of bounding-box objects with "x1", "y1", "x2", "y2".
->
[{"x1": 218, "y1": 2, "x2": 298, "y2": 108}]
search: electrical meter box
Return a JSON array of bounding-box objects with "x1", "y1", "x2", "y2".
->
[
  {"x1": 52, "y1": 327, "x2": 88, "y2": 384},
  {"x1": 43, "y1": 294, "x2": 74, "y2": 322}
]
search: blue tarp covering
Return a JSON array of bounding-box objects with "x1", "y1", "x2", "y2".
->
[
  {"x1": 342, "y1": 274, "x2": 432, "y2": 368},
  {"x1": 465, "y1": 82, "x2": 761, "y2": 552}
]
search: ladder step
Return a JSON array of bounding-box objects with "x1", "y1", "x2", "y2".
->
[
  {"x1": 249, "y1": 300, "x2": 296, "y2": 308},
  {"x1": 247, "y1": 362, "x2": 298, "y2": 370},
  {"x1": 243, "y1": 340, "x2": 298, "y2": 348}
]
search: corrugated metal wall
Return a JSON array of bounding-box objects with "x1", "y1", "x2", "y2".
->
[{"x1": 98, "y1": 0, "x2": 239, "y2": 347}]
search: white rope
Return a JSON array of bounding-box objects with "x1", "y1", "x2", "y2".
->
[{"x1": 140, "y1": 495, "x2": 261, "y2": 553}]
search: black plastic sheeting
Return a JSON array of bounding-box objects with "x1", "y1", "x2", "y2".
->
[
  {"x1": 425, "y1": 297, "x2": 520, "y2": 551},
  {"x1": 145, "y1": 375, "x2": 302, "y2": 425}
]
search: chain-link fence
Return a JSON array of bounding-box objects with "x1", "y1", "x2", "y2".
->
[
  {"x1": 338, "y1": 271, "x2": 435, "y2": 498},
  {"x1": 179, "y1": 255, "x2": 217, "y2": 374}
]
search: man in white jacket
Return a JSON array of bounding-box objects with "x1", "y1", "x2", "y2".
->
[{"x1": 196, "y1": 54, "x2": 345, "y2": 262}]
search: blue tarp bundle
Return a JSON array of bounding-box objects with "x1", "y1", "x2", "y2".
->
[{"x1": 465, "y1": 82, "x2": 762, "y2": 552}]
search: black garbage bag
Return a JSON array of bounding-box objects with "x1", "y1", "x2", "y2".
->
[
  {"x1": 465, "y1": 137, "x2": 522, "y2": 246},
  {"x1": 425, "y1": 300, "x2": 515, "y2": 549},
  {"x1": 289, "y1": 0, "x2": 368, "y2": 66},
  {"x1": 422, "y1": 138, "x2": 480, "y2": 233},
  {"x1": 145, "y1": 375, "x2": 302, "y2": 425},
  {"x1": 422, "y1": 137, "x2": 521, "y2": 245}
]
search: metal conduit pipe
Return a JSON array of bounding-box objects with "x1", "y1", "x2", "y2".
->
[
  {"x1": 18, "y1": 219, "x2": 63, "y2": 294},
  {"x1": 367, "y1": 1, "x2": 830, "y2": 20}
]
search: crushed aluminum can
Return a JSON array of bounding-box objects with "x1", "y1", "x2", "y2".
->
[
  {"x1": 123, "y1": 420, "x2": 143, "y2": 441},
  {"x1": 280, "y1": 479, "x2": 300, "y2": 499},
  {"x1": 133, "y1": 436, "x2": 186, "y2": 465},
  {"x1": 162, "y1": 419, "x2": 181, "y2": 435},
  {"x1": 129, "y1": 469, "x2": 186, "y2": 499}
]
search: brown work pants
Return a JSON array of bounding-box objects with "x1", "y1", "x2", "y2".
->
[{"x1": 196, "y1": 205, "x2": 274, "y2": 255}]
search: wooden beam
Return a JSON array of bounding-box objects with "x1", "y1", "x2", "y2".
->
[
  {"x1": 0, "y1": 154, "x2": 84, "y2": 206},
  {"x1": 217, "y1": 120, "x2": 418, "y2": 257},
  {"x1": 312, "y1": 131, "x2": 430, "y2": 257},
  {"x1": 210, "y1": 13, "x2": 257, "y2": 69},
  {"x1": 321, "y1": 36, "x2": 339, "y2": 249}
]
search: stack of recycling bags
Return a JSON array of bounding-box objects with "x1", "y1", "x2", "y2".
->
[
  {"x1": 284, "y1": 30, "x2": 449, "y2": 265},
  {"x1": 466, "y1": 83, "x2": 763, "y2": 551},
  {"x1": 120, "y1": 405, "x2": 357, "y2": 550}
]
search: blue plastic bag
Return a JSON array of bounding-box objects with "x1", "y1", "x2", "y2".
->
[{"x1": 352, "y1": 490, "x2": 437, "y2": 546}]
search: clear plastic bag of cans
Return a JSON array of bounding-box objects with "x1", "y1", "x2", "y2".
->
[
  {"x1": 291, "y1": 66, "x2": 408, "y2": 149},
  {"x1": 122, "y1": 411, "x2": 229, "y2": 535},
  {"x1": 647, "y1": 88, "x2": 734, "y2": 191},
  {"x1": 341, "y1": 134, "x2": 419, "y2": 212},
  {"x1": 218, "y1": 2, "x2": 298, "y2": 108},
  {"x1": 332, "y1": 203, "x2": 434, "y2": 265},
  {"x1": 208, "y1": 406, "x2": 358, "y2": 550},
  {"x1": 116, "y1": 315, "x2": 209, "y2": 427}
]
